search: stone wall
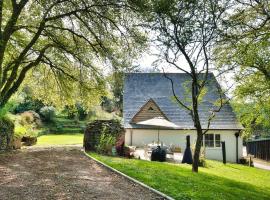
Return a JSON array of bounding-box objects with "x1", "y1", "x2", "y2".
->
[{"x1": 84, "y1": 120, "x2": 124, "y2": 151}]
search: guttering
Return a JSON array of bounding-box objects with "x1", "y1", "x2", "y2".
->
[{"x1": 235, "y1": 131, "x2": 240, "y2": 163}]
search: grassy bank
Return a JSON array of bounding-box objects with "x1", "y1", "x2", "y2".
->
[{"x1": 89, "y1": 152, "x2": 270, "y2": 200}]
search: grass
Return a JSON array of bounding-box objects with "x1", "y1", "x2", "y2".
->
[
  {"x1": 89, "y1": 152, "x2": 270, "y2": 200},
  {"x1": 36, "y1": 133, "x2": 83, "y2": 146}
]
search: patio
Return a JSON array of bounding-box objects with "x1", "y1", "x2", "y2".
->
[{"x1": 133, "y1": 147, "x2": 183, "y2": 163}]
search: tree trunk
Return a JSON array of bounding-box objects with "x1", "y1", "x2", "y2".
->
[
  {"x1": 191, "y1": 80, "x2": 203, "y2": 173},
  {"x1": 192, "y1": 129, "x2": 203, "y2": 172}
]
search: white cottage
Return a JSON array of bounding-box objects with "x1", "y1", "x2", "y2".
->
[{"x1": 123, "y1": 73, "x2": 243, "y2": 163}]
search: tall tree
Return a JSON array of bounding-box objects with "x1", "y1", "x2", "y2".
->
[
  {"x1": 216, "y1": 0, "x2": 270, "y2": 138},
  {"x1": 0, "y1": 0, "x2": 146, "y2": 108},
  {"x1": 137, "y1": 0, "x2": 229, "y2": 172}
]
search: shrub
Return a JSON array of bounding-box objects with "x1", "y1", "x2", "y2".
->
[
  {"x1": 20, "y1": 112, "x2": 34, "y2": 125},
  {"x1": 96, "y1": 126, "x2": 116, "y2": 155},
  {"x1": 14, "y1": 125, "x2": 27, "y2": 139},
  {"x1": 64, "y1": 105, "x2": 77, "y2": 119},
  {"x1": 198, "y1": 156, "x2": 207, "y2": 167},
  {"x1": 40, "y1": 106, "x2": 56, "y2": 122},
  {"x1": 13, "y1": 99, "x2": 44, "y2": 114},
  {"x1": 0, "y1": 116, "x2": 14, "y2": 150},
  {"x1": 76, "y1": 104, "x2": 88, "y2": 120},
  {"x1": 0, "y1": 102, "x2": 16, "y2": 119},
  {"x1": 84, "y1": 119, "x2": 124, "y2": 151}
]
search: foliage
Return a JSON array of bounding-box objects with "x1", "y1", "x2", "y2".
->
[
  {"x1": 14, "y1": 125, "x2": 27, "y2": 139},
  {"x1": 135, "y1": 0, "x2": 228, "y2": 172},
  {"x1": 40, "y1": 106, "x2": 56, "y2": 122},
  {"x1": 100, "y1": 96, "x2": 114, "y2": 113},
  {"x1": 76, "y1": 104, "x2": 88, "y2": 120},
  {"x1": 0, "y1": 101, "x2": 16, "y2": 119},
  {"x1": 232, "y1": 101, "x2": 270, "y2": 140},
  {"x1": 64, "y1": 105, "x2": 77, "y2": 119},
  {"x1": 63, "y1": 104, "x2": 88, "y2": 120},
  {"x1": 0, "y1": 115, "x2": 14, "y2": 150},
  {"x1": 0, "y1": 0, "x2": 147, "y2": 109},
  {"x1": 13, "y1": 98, "x2": 44, "y2": 114},
  {"x1": 84, "y1": 119, "x2": 123, "y2": 151},
  {"x1": 215, "y1": 1, "x2": 270, "y2": 139},
  {"x1": 95, "y1": 126, "x2": 116, "y2": 155},
  {"x1": 90, "y1": 153, "x2": 270, "y2": 200}
]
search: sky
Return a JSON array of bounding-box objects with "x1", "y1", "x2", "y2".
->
[{"x1": 135, "y1": 45, "x2": 236, "y2": 97}]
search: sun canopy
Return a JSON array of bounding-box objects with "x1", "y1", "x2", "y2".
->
[{"x1": 136, "y1": 117, "x2": 179, "y2": 128}]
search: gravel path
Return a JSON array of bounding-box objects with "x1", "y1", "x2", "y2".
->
[{"x1": 0, "y1": 147, "x2": 164, "y2": 200}]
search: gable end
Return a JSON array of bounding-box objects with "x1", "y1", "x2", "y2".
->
[{"x1": 130, "y1": 98, "x2": 168, "y2": 123}]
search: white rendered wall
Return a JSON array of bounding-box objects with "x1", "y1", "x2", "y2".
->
[{"x1": 125, "y1": 129, "x2": 243, "y2": 163}]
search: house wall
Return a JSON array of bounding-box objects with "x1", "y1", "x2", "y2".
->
[{"x1": 125, "y1": 129, "x2": 243, "y2": 163}]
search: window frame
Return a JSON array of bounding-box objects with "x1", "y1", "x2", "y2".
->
[{"x1": 203, "y1": 133, "x2": 221, "y2": 148}]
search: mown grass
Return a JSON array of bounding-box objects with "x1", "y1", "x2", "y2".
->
[
  {"x1": 36, "y1": 133, "x2": 83, "y2": 146},
  {"x1": 89, "y1": 152, "x2": 270, "y2": 200}
]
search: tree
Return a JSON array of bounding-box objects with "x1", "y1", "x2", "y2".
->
[
  {"x1": 216, "y1": 0, "x2": 270, "y2": 138},
  {"x1": 0, "y1": 0, "x2": 146, "y2": 109},
  {"x1": 138, "y1": 0, "x2": 229, "y2": 172}
]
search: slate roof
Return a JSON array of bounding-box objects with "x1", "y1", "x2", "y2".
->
[{"x1": 123, "y1": 73, "x2": 243, "y2": 130}]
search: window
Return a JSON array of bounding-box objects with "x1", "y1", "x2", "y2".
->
[
  {"x1": 148, "y1": 107, "x2": 154, "y2": 111},
  {"x1": 203, "y1": 134, "x2": 221, "y2": 148},
  {"x1": 205, "y1": 134, "x2": 214, "y2": 147},
  {"x1": 215, "y1": 134, "x2": 221, "y2": 147}
]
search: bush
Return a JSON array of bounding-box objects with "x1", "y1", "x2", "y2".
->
[
  {"x1": 40, "y1": 106, "x2": 56, "y2": 122},
  {"x1": 151, "y1": 146, "x2": 166, "y2": 162},
  {"x1": 95, "y1": 126, "x2": 116, "y2": 155},
  {"x1": 64, "y1": 105, "x2": 77, "y2": 119},
  {"x1": 20, "y1": 112, "x2": 34, "y2": 125},
  {"x1": 13, "y1": 99, "x2": 44, "y2": 114},
  {"x1": 84, "y1": 119, "x2": 123, "y2": 151},
  {"x1": 14, "y1": 125, "x2": 27, "y2": 139},
  {"x1": 0, "y1": 116, "x2": 14, "y2": 150},
  {"x1": 198, "y1": 156, "x2": 207, "y2": 167},
  {"x1": 76, "y1": 104, "x2": 88, "y2": 120}
]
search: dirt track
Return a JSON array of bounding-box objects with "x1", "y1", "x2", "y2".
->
[{"x1": 0, "y1": 147, "x2": 164, "y2": 200}]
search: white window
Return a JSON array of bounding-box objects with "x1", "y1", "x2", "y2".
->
[{"x1": 203, "y1": 134, "x2": 221, "y2": 148}]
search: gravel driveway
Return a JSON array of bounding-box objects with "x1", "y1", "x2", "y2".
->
[{"x1": 0, "y1": 147, "x2": 164, "y2": 200}]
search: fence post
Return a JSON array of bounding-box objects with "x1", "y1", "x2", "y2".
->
[{"x1": 222, "y1": 141, "x2": 226, "y2": 164}]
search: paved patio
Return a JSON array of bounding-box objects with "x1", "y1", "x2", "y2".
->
[{"x1": 134, "y1": 148, "x2": 183, "y2": 163}]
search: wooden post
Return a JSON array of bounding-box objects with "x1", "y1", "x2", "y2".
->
[
  {"x1": 222, "y1": 141, "x2": 226, "y2": 164},
  {"x1": 235, "y1": 132, "x2": 240, "y2": 163},
  {"x1": 130, "y1": 129, "x2": 133, "y2": 146}
]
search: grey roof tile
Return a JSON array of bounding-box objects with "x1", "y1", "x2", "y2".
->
[{"x1": 123, "y1": 73, "x2": 243, "y2": 130}]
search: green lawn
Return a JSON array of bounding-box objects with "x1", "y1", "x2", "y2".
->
[
  {"x1": 89, "y1": 153, "x2": 270, "y2": 200},
  {"x1": 36, "y1": 133, "x2": 83, "y2": 146}
]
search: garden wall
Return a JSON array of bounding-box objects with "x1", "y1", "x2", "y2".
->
[{"x1": 84, "y1": 120, "x2": 124, "y2": 151}]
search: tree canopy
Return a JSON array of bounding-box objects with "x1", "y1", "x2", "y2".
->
[
  {"x1": 0, "y1": 0, "x2": 147, "y2": 109},
  {"x1": 216, "y1": 0, "x2": 270, "y2": 138}
]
